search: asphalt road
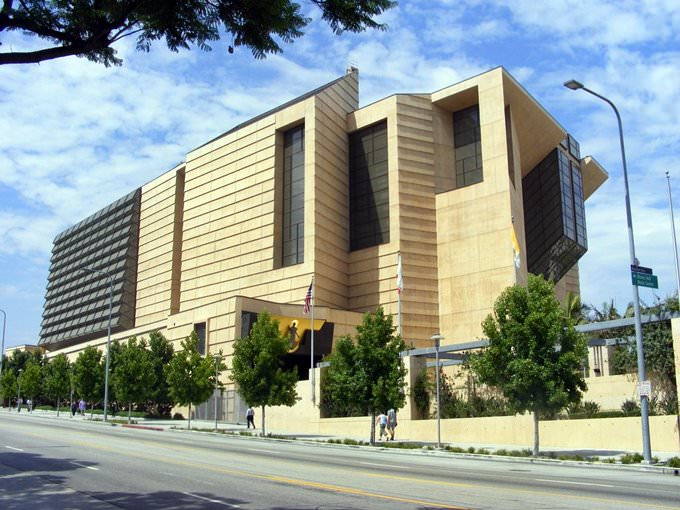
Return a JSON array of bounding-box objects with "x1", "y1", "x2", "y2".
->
[{"x1": 1, "y1": 413, "x2": 679, "y2": 510}]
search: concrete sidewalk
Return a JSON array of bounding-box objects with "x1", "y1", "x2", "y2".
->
[{"x1": 4, "y1": 407, "x2": 679, "y2": 467}]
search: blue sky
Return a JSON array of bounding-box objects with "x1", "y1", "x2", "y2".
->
[{"x1": 1, "y1": 0, "x2": 679, "y2": 348}]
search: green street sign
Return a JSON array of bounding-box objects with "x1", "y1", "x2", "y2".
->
[{"x1": 632, "y1": 271, "x2": 658, "y2": 289}]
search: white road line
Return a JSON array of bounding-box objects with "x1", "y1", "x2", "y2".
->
[
  {"x1": 5, "y1": 446, "x2": 24, "y2": 451},
  {"x1": 534, "y1": 478, "x2": 614, "y2": 488},
  {"x1": 360, "y1": 461, "x2": 408, "y2": 469},
  {"x1": 247, "y1": 448, "x2": 280, "y2": 454},
  {"x1": 71, "y1": 462, "x2": 99, "y2": 471},
  {"x1": 160, "y1": 472, "x2": 175, "y2": 477},
  {"x1": 183, "y1": 491, "x2": 240, "y2": 508}
]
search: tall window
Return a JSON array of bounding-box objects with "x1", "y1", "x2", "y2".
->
[
  {"x1": 349, "y1": 121, "x2": 389, "y2": 251},
  {"x1": 194, "y1": 322, "x2": 206, "y2": 356},
  {"x1": 282, "y1": 125, "x2": 305, "y2": 266},
  {"x1": 453, "y1": 105, "x2": 483, "y2": 188}
]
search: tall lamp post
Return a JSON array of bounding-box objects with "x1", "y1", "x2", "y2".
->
[
  {"x1": 564, "y1": 79, "x2": 652, "y2": 463},
  {"x1": 0, "y1": 308, "x2": 6, "y2": 376},
  {"x1": 214, "y1": 354, "x2": 220, "y2": 433},
  {"x1": 431, "y1": 333, "x2": 443, "y2": 449},
  {"x1": 79, "y1": 267, "x2": 113, "y2": 422}
]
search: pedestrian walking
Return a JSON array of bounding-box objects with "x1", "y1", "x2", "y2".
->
[
  {"x1": 71, "y1": 401, "x2": 77, "y2": 417},
  {"x1": 78, "y1": 399, "x2": 86, "y2": 416},
  {"x1": 387, "y1": 408, "x2": 397, "y2": 441},
  {"x1": 246, "y1": 406, "x2": 255, "y2": 429},
  {"x1": 376, "y1": 412, "x2": 388, "y2": 441},
  {"x1": 27, "y1": 399, "x2": 32, "y2": 413}
]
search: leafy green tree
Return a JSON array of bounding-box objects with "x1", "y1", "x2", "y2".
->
[
  {"x1": 231, "y1": 311, "x2": 298, "y2": 435},
  {"x1": 112, "y1": 337, "x2": 156, "y2": 423},
  {"x1": 0, "y1": 1, "x2": 396, "y2": 66},
  {"x1": 469, "y1": 274, "x2": 588, "y2": 456},
  {"x1": 147, "y1": 331, "x2": 174, "y2": 417},
  {"x1": 72, "y1": 345, "x2": 104, "y2": 418},
  {"x1": 610, "y1": 297, "x2": 678, "y2": 414},
  {"x1": 43, "y1": 353, "x2": 71, "y2": 415},
  {"x1": 19, "y1": 362, "x2": 41, "y2": 409},
  {"x1": 0, "y1": 369, "x2": 17, "y2": 407},
  {"x1": 320, "y1": 307, "x2": 407, "y2": 444},
  {"x1": 165, "y1": 332, "x2": 224, "y2": 429},
  {"x1": 106, "y1": 339, "x2": 123, "y2": 411},
  {"x1": 411, "y1": 368, "x2": 432, "y2": 420}
]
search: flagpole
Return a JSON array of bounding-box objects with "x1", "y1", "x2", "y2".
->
[
  {"x1": 310, "y1": 276, "x2": 315, "y2": 405},
  {"x1": 665, "y1": 172, "x2": 680, "y2": 305}
]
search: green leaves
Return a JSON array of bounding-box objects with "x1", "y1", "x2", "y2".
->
[
  {"x1": 1, "y1": 1, "x2": 396, "y2": 65},
  {"x1": 321, "y1": 307, "x2": 407, "y2": 442},
  {"x1": 231, "y1": 311, "x2": 299, "y2": 434},
  {"x1": 470, "y1": 274, "x2": 588, "y2": 454}
]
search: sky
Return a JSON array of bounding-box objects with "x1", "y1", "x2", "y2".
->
[{"x1": 1, "y1": 0, "x2": 680, "y2": 349}]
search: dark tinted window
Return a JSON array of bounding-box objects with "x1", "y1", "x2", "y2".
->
[{"x1": 349, "y1": 121, "x2": 390, "y2": 251}]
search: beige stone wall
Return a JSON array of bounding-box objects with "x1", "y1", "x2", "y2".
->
[
  {"x1": 136, "y1": 166, "x2": 184, "y2": 327},
  {"x1": 265, "y1": 377, "x2": 680, "y2": 453},
  {"x1": 435, "y1": 70, "x2": 517, "y2": 344}
]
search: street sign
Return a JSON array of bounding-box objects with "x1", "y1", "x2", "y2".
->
[
  {"x1": 638, "y1": 380, "x2": 652, "y2": 397},
  {"x1": 631, "y1": 271, "x2": 658, "y2": 288},
  {"x1": 631, "y1": 264, "x2": 652, "y2": 275}
]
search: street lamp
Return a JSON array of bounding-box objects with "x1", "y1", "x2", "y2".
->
[
  {"x1": 214, "y1": 354, "x2": 220, "y2": 433},
  {"x1": 79, "y1": 267, "x2": 113, "y2": 422},
  {"x1": 0, "y1": 308, "x2": 6, "y2": 376},
  {"x1": 431, "y1": 333, "x2": 443, "y2": 449},
  {"x1": 17, "y1": 368, "x2": 22, "y2": 413},
  {"x1": 564, "y1": 79, "x2": 652, "y2": 463}
]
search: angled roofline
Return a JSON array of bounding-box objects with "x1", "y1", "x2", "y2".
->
[{"x1": 194, "y1": 73, "x2": 354, "y2": 152}]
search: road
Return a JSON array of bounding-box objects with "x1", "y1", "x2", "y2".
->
[{"x1": 1, "y1": 413, "x2": 678, "y2": 509}]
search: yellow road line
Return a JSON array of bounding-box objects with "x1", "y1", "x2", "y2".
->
[{"x1": 12, "y1": 424, "x2": 680, "y2": 510}]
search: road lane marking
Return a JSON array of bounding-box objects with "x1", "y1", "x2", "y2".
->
[
  {"x1": 5, "y1": 446, "x2": 23, "y2": 451},
  {"x1": 71, "y1": 462, "x2": 99, "y2": 471},
  {"x1": 247, "y1": 448, "x2": 280, "y2": 454},
  {"x1": 16, "y1": 430, "x2": 675, "y2": 510},
  {"x1": 183, "y1": 492, "x2": 240, "y2": 507},
  {"x1": 360, "y1": 461, "x2": 408, "y2": 469},
  {"x1": 535, "y1": 478, "x2": 614, "y2": 488}
]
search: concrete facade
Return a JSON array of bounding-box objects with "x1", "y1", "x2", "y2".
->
[{"x1": 38, "y1": 67, "x2": 677, "y2": 454}]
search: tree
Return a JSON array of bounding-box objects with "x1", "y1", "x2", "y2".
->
[
  {"x1": 320, "y1": 307, "x2": 407, "y2": 444},
  {"x1": 0, "y1": 369, "x2": 17, "y2": 407},
  {"x1": 72, "y1": 345, "x2": 104, "y2": 418},
  {"x1": 19, "y1": 361, "x2": 41, "y2": 408},
  {"x1": 111, "y1": 337, "x2": 156, "y2": 423},
  {"x1": 0, "y1": 1, "x2": 396, "y2": 66},
  {"x1": 165, "y1": 331, "x2": 223, "y2": 429},
  {"x1": 469, "y1": 274, "x2": 588, "y2": 456},
  {"x1": 610, "y1": 296, "x2": 678, "y2": 414},
  {"x1": 147, "y1": 330, "x2": 174, "y2": 417},
  {"x1": 43, "y1": 353, "x2": 71, "y2": 416},
  {"x1": 231, "y1": 311, "x2": 298, "y2": 436}
]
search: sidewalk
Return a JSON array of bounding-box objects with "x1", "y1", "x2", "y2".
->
[{"x1": 4, "y1": 407, "x2": 679, "y2": 468}]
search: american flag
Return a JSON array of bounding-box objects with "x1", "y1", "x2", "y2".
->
[{"x1": 303, "y1": 278, "x2": 313, "y2": 314}]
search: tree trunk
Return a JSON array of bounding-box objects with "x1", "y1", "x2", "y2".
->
[
  {"x1": 369, "y1": 410, "x2": 376, "y2": 445},
  {"x1": 57, "y1": 397, "x2": 61, "y2": 417},
  {"x1": 533, "y1": 410, "x2": 540, "y2": 457},
  {"x1": 128, "y1": 401, "x2": 132, "y2": 423},
  {"x1": 188, "y1": 402, "x2": 192, "y2": 430},
  {"x1": 261, "y1": 405, "x2": 266, "y2": 436}
]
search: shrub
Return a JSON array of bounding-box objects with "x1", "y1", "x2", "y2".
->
[
  {"x1": 582, "y1": 401, "x2": 600, "y2": 418},
  {"x1": 620, "y1": 453, "x2": 644, "y2": 464},
  {"x1": 667, "y1": 457, "x2": 680, "y2": 468},
  {"x1": 172, "y1": 412, "x2": 184, "y2": 420},
  {"x1": 621, "y1": 399, "x2": 640, "y2": 417}
]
